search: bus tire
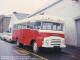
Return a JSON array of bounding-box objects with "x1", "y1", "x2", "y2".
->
[
  {"x1": 32, "y1": 41, "x2": 39, "y2": 53},
  {"x1": 16, "y1": 39, "x2": 23, "y2": 47},
  {"x1": 16, "y1": 39, "x2": 19, "y2": 46}
]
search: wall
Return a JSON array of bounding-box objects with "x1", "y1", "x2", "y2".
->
[
  {"x1": 42, "y1": 0, "x2": 80, "y2": 47},
  {"x1": 0, "y1": 16, "x2": 11, "y2": 32},
  {"x1": 33, "y1": 0, "x2": 80, "y2": 46},
  {"x1": 3, "y1": 17, "x2": 11, "y2": 32}
]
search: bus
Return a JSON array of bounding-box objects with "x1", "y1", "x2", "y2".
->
[{"x1": 12, "y1": 15, "x2": 66, "y2": 53}]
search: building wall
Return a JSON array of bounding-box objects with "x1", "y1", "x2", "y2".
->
[
  {"x1": 9, "y1": 12, "x2": 30, "y2": 32},
  {"x1": 0, "y1": 16, "x2": 11, "y2": 32},
  {"x1": 32, "y1": 0, "x2": 80, "y2": 47},
  {"x1": 42, "y1": 0, "x2": 80, "y2": 47},
  {"x1": 3, "y1": 17, "x2": 11, "y2": 32},
  {"x1": 0, "y1": 20, "x2": 3, "y2": 32},
  {"x1": 0, "y1": 16, "x2": 3, "y2": 32},
  {"x1": 75, "y1": 18, "x2": 80, "y2": 47}
]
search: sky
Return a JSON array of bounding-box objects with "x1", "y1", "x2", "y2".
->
[{"x1": 0, "y1": 0, "x2": 49, "y2": 15}]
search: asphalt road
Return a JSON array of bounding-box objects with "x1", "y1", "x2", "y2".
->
[{"x1": 0, "y1": 39, "x2": 80, "y2": 60}]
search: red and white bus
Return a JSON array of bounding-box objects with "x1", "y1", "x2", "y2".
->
[{"x1": 12, "y1": 15, "x2": 66, "y2": 53}]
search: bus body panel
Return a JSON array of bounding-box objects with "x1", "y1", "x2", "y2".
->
[
  {"x1": 12, "y1": 29, "x2": 65, "y2": 47},
  {"x1": 12, "y1": 15, "x2": 66, "y2": 48}
]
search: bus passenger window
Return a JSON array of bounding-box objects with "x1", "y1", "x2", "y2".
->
[
  {"x1": 57, "y1": 25, "x2": 61, "y2": 31},
  {"x1": 18, "y1": 24, "x2": 20, "y2": 29},
  {"x1": 26, "y1": 22, "x2": 30, "y2": 28},
  {"x1": 34, "y1": 22, "x2": 41, "y2": 30},
  {"x1": 53, "y1": 25, "x2": 56, "y2": 31},
  {"x1": 42, "y1": 25, "x2": 47, "y2": 30},
  {"x1": 20, "y1": 24, "x2": 22, "y2": 29},
  {"x1": 27, "y1": 25, "x2": 30, "y2": 28},
  {"x1": 16, "y1": 24, "x2": 18, "y2": 29}
]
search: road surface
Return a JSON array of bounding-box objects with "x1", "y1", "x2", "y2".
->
[{"x1": 0, "y1": 39, "x2": 80, "y2": 60}]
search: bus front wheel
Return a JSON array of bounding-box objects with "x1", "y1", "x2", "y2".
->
[{"x1": 32, "y1": 41, "x2": 39, "y2": 53}]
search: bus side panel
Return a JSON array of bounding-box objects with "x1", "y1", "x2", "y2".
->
[
  {"x1": 31, "y1": 30, "x2": 43, "y2": 47},
  {"x1": 17, "y1": 29, "x2": 25, "y2": 44},
  {"x1": 12, "y1": 29, "x2": 25, "y2": 43},
  {"x1": 59, "y1": 34, "x2": 64, "y2": 38},
  {"x1": 21, "y1": 29, "x2": 32, "y2": 45},
  {"x1": 19, "y1": 29, "x2": 43, "y2": 47},
  {"x1": 12, "y1": 30, "x2": 18, "y2": 41},
  {"x1": 22, "y1": 29, "x2": 42, "y2": 47}
]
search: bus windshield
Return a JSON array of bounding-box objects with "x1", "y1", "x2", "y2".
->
[{"x1": 41, "y1": 22, "x2": 63, "y2": 31}]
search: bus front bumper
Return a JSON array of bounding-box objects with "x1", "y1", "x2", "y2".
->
[{"x1": 42, "y1": 44, "x2": 66, "y2": 48}]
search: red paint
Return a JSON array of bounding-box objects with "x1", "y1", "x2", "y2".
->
[{"x1": 12, "y1": 29, "x2": 65, "y2": 47}]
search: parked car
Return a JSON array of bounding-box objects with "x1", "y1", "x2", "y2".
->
[
  {"x1": 0, "y1": 33, "x2": 6, "y2": 40},
  {"x1": 0, "y1": 32, "x2": 13, "y2": 42},
  {"x1": 0, "y1": 33, "x2": 3, "y2": 40},
  {"x1": 5, "y1": 33, "x2": 12, "y2": 42}
]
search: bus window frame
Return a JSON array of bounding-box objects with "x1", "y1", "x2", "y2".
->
[
  {"x1": 41, "y1": 21, "x2": 63, "y2": 31},
  {"x1": 30, "y1": 21, "x2": 42, "y2": 30},
  {"x1": 13, "y1": 21, "x2": 63, "y2": 31}
]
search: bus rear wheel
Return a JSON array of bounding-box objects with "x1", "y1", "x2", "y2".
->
[
  {"x1": 32, "y1": 41, "x2": 39, "y2": 53},
  {"x1": 16, "y1": 39, "x2": 23, "y2": 47}
]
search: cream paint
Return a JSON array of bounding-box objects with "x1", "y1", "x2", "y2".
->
[{"x1": 38, "y1": 30, "x2": 64, "y2": 34}]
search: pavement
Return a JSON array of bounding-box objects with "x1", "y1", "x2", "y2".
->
[{"x1": 0, "y1": 39, "x2": 80, "y2": 60}]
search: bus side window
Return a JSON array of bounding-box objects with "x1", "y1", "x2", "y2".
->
[
  {"x1": 14, "y1": 25, "x2": 16, "y2": 29},
  {"x1": 27, "y1": 25, "x2": 30, "y2": 28},
  {"x1": 53, "y1": 24, "x2": 56, "y2": 31},
  {"x1": 15, "y1": 24, "x2": 17, "y2": 29},
  {"x1": 20, "y1": 24, "x2": 22, "y2": 29},
  {"x1": 34, "y1": 21, "x2": 41, "y2": 30},
  {"x1": 21, "y1": 23, "x2": 25, "y2": 29},
  {"x1": 30, "y1": 25, "x2": 33, "y2": 29},
  {"x1": 27, "y1": 22, "x2": 30, "y2": 28},
  {"x1": 17, "y1": 24, "x2": 19, "y2": 29},
  {"x1": 16, "y1": 24, "x2": 18, "y2": 29},
  {"x1": 30, "y1": 22, "x2": 35, "y2": 29},
  {"x1": 21, "y1": 24, "x2": 23, "y2": 29},
  {"x1": 15, "y1": 24, "x2": 18, "y2": 29},
  {"x1": 23, "y1": 23, "x2": 27, "y2": 29},
  {"x1": 18, "y1": 24, "x2": 20, "y2": 29}
]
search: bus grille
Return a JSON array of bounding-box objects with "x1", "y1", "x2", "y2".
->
[{"x1": 51, "y1": 39, "x2": 61, "y2": 45}]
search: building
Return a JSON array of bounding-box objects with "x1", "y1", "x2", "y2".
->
[
  {"x1": 9, "y1": 12, "x2": 30, "y2": 32},
  {"x1": 0, "y1": 15, "x2": 11, "y2": 32},
  {"x1": 0, "y1": 12, "x2": 29, "y2": 33},
  {"x1": 13, "y1": 12, "x2": 29, "y2": 20},
  {"x1": 28, "y1": 0, "x2": 80, "y2": 47}
]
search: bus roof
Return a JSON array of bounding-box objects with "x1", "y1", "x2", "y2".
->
[{"x1": 14, "y1": 15, "x2": 64, "y2": 24}]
